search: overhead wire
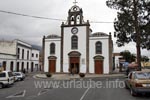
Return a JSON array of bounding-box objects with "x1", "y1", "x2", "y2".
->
[{"x1": 0, "y1": 9, "x2": 114, "y2": 23}]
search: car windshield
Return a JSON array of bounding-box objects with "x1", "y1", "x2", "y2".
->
[
  {"x1": 0, "y1": 73, "x2": 6, "y2": 77},
  {"x1": 135, "y1": 72, "x2": 150, "y2": 79},
  {"x1": 14, "y1": 73, "x2": 21, "y2": 76},
  {"x1": 8, "y1": 72, "x2": 13, "y2": 77}
]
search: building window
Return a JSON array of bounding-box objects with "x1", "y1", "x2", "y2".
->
[
  {"x1": 22, "y1": 49, "x2": 24, "y2": 59},
  {"x1": 36, "y1": 54, "x2": 38, "y2": 58},
  {"x1": 71, "y1": 35, "x2": 78, "y2": 49},
  {"x1": 27, "y1": 50, "x2": 29, "y2": 60},
  {"x1": 96, "y1": 41, "x2": 102, "y2": 54},
  {"x1": 50, "y1": 43, "x2": 55, "y2": 54},
  {"x1": 32, "y1": 53, "x2": 34, "y2": 57},
  {"x1": 17, "y1": 48, "x2": 20, "y2": 59}
]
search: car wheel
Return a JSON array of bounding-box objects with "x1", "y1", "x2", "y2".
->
[
  {"x1": 0, "y1": 83, "x2": 3, "y2": 89},
  {"x1": 18, "y1": 78, "x2": 21, "y2": 81},
  {"x1": 130, "y1": 88, "x2": 136, "y2": 96}
]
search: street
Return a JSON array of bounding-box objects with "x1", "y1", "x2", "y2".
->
[{"x1": 0, "y1": 74, "x2": 150, "y2": 100}]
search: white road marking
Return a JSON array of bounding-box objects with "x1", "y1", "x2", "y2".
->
[
  {"x1": 6, "y1": 90, "x2": 26, "y2": 98},
  {"x1": 80, "y1": 86, "x2": 91, "y2": 100},
  {"x1": 38, "y1": 89, "x2": 49, "y2": 96}
]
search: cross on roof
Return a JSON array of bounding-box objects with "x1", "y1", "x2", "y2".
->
[{"x1": 73, "y1": 0, "x2": 78, "y2": 5}]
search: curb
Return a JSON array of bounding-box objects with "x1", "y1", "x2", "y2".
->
[{"x1": 33, "y1": 74, "x2": 126, "y2": 80}]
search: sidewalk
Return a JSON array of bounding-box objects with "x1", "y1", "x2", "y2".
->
[
  {"x1": 52, "y1": 73, "x2": 125, "y2": 80},
  {"x1": 34, "y1": 73, "x2": 126, "y2": 80}
]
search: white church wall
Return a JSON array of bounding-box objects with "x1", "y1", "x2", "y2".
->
[
  {"x1": 44, "y1": 39, "x2": 61, "y2": 72},
  {"x1": 63, "y1": 26, "x2": 87, "y2": 73},
  {"x1": 89, "y1": 37, "x2": 110, "y2": 74}
]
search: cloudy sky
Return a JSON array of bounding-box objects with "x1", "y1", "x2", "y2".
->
[{"x1": 0, "y1": 0, "x2": 149, "y2": 56}]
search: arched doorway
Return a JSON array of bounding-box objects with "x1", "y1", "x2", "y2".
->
[
  {"x1": 68, "y1": 51, "x2": 81, "y2": 74},
  {"x1": 31, "y1": 62, "x2": 34, "y2": 72},
  {"x1": 94, "y1": 56, "x2": 104, "y2": 74},
  {"x1": 21, "y1": 62, "x2": 24, "y2": 72},
  {"x1": 2, "y1": 61, "x2": 6, "y2": 70},
  {"x1": 48, "y1": 56, "x2": 57, "y2": 73},
  {"x1": 10, "y1": 61, "x2": 14, "y2": 71},
  {"x1": 27, "y1": 62, "x2": 29, "y2": 72},
  {"x1": 17, "y1": 62, "x2": 19, "y2": 72}
]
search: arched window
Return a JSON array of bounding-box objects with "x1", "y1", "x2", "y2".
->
[
  {"x1": 76, "y1": 15, "x2": 80, "y2": 24},
  {"x1": 71, "y1": 35, "x2": 78, "y2": 49},
  {"x1": 50, "y1": 43, "x2": 55, "y2": 54},
  {"x1": 96, "y1": 41, "x2": 102, "y2": 54},
  {"x1": 71, "y1": 16, "x2": 75, "y2": 25}
]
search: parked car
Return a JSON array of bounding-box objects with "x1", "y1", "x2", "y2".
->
[
  {"x1": 125, "y1": 71, "x2": 150, "y2": 96},
  {"x1": 13, "y1": 72, "x2": 25, "y2": 81},
  {"x1": 0, "y1": 71, "x2": 14, "y2": 88},
  {"x1": 12, "y1": 72, "x2": 19, "y2": 82}
]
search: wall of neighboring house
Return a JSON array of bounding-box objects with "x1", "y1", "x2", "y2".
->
[
  {"x1": 0, "y1": 54, "x2": 16, "y2": 71},
  {"x1": 31, "y1": 49, "x2": 40, "y2": 71},
  {"x1": 0, "y1": 39, "x2": 40, "y2": 72},
  {"x1": 0, "y1": 40, "x2": 17, "y2": 55},
  {"x1": 0, "y1": 40, "x2": 17, "y2": 71},
  {"x1": 17, "y1": 44, "x2": 32, "y2": 72}
]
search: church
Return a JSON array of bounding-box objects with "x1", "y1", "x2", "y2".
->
[{"x1": 43, "y1": 3, "x2": 113, "y2": 74}]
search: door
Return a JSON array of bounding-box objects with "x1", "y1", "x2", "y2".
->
[
  {"x1": 10, "y1": 62, "x2": 14, "y2": 71},
  {"x1": 70, "y1": 57, "x2": 79, "y2": 74},
  {"x1": 49, "y1": 60, "x2": 56, "y2": 73},
  {"x1": 27, "y1": 62, "x2": 29, "y2": 71},
  {"x1": 17, "y1": 62, "x2": 19, "y2": 72},
  {"x1": 22, "y1": 62, "x2": 24, "y2": 72},
  {"x1": 31, "y1": 62, "x2": 34, "y2": 72},
  {"x1": 95, "y1": 60, "x2": 103, "y2": 74},
  {"x1": 2, "y1": 61, "x2": 6, "y2": 70}
]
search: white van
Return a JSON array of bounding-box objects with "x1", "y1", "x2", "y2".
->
[{"x1": 0, "y1": 71, "x2": 14, "y2": 88}]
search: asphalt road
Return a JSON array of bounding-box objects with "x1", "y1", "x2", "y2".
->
[{"x1": 0, "y1": 74, "x2": 150, "y2": 100}]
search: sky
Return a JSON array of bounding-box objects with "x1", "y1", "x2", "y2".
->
[{"x1": 0, "y1": 0, "x2": 149, "y2": 56}]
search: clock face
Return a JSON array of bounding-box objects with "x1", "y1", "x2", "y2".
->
[{"x1": 71, "y1": 27, "x2": 78, "y2": 34}]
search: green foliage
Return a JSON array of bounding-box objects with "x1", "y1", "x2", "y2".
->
[
  {"x1": 45, "y1": 72, "x2": 52, "y2": 77},
  {"x1": 120, "y1": 50, "x2": 136, "y2": 63},
  {"x1": 106, "y1": 0, "x2": 150, "y2": 50},
  {"x1": 141, "y1": 56, "x2": 149, "y2": 62},
  {"x1": 79, "y1": 73, "x2": 85, "y2": 78}
]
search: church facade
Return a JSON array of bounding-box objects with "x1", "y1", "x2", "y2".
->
[{"x1": 43, "y1": 5, "x2": 113, "y2": 74}]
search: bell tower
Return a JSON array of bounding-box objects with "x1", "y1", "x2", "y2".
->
[
  {"x1": 67, "y1": 5, "x2": 84, "y2": 25},
  {"x1": 60, "y1": 1, "x2": 90, "y2": 73}
]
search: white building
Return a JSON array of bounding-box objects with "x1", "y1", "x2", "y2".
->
[
  {"x1": 43, "y1": 4, "x2": 113, "y2": 74},
  {"x1": 0, "y1": 39, "x2": 40, "y2": 72},
  {"x1": 113, "y1": 53, "x2": 123, "y2": 68}
]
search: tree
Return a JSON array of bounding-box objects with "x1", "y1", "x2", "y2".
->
[
  {"x1": 141, "y1": 56, "x2": 149, "y2": 62},
  {"x1": 106, "y1": 0, "x2": 150, "y2": 70},
  {"x1": 120, "y1": 50, "x2": 136, "y2": 63}
]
